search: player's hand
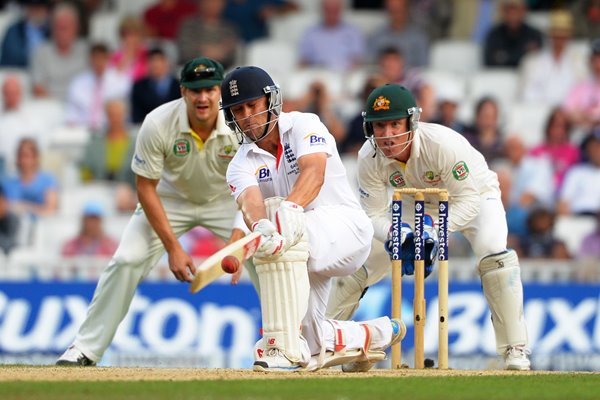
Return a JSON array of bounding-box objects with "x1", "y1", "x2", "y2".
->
[
  {"x1": 252, "y1": 219, "x2": 286, "y2": 258},
  {"x1": 275, "y1": 200, "x2": 305, "y2": 247},
  {"x1": 384, "y1": 222, "x2": 412, "y2": 256},
  {"x1": 167, "y1": 246, "x2": 196, "y2": 282}
]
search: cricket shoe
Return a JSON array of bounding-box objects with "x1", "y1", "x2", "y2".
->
[
  {"x1": 56, "y1": 345, "x2": 96, "y2": 366},
  {"x1": 504, "y1": 345, "x2": 531, "y2": 371},
  {"x1": 253, "y1": 348, "x2": 304, "y2": 372},
  {"x1": 342, "y1": 318, "x2": 406, "y2": 373}
]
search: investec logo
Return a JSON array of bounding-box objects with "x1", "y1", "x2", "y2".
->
[
  {"x1": 255, "y1": 164, "x2": 272, "y2": 183},
  {"x1": 391, "y1": 201, "x2": 401, "y2": 260},
  {"x1": 414, "y1": 201, "x2": 424, "y2": 261},
  {"x1": 303, "y1": 133, "x2": 326, "y2": 145},
  {"x1": 438, "y1": 201, "x2": 448, "y2": 261}
]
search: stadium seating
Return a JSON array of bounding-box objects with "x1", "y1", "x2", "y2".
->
[
  {"x1": 467, "y1": 68, "x2": 519, "y2": 111},
  {"x1": 430, "y1": 40, "x2": 481, "y2": 77},
  {"x1": 553, "y1": 215, "x2": 597, "y2": 257},
  {"x1": 506, "y1": 102, "x2": 553, "y2": 148},
  {"x1": 244, "y1": 39, "x2": 299, "y2": 77}
]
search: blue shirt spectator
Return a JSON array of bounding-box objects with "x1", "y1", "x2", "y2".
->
[{"x1": 0, "y1": 0, "x2": 50, "y2": 67}]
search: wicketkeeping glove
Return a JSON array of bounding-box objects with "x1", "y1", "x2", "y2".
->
[
  {"x1": 252, "y1": 219, "x2": 286, "y2": 259},
  {"x1": 275, "y1": 200, "x2": 305, "y2": 247},
  {"x1": 385, "y1": 215, "x2": 439, "y2": 278}
]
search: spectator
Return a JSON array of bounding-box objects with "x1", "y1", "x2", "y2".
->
[
  {"x1": 65, "y1": 43, "x2": 130, "y2": 132},
  {"x1": 176, "y1": 0, "x2": 239, "y2": 69},
  {"x1": 61, "y1": 201, "x2": 118, "y2": 257},
  {"x1": 287, "y1": 80, "x2": 346, "y2": 143},
  {"x1": 367, "y1": 0, "x2": 429, "y2": 68},
  {"x1": 562, "y1": 39, "x2": 600, "y2": 132},
  {"x1": 223, "y1": 0, "x2": 298, "y2": 43},
  {"x1": 494, "y1": 135, "x2": 555, "y2": 239},
  {"x1": 462, "y1": 97, "x2": 505, "y2": 164},
  {"x1": 340, "y1": 74, "x2": 386, "y2": 156},
  {"x1": 110, "y1": 16, "x2": 149, "y2": 84},
  {"x1": 0, "y1": 185, "x2": 20, "y2": 255},
  {"x1": 298, "y1": 0, "x2": 365, "y2": 72},
  {"x1": 579, "y1": 211, "x2": 600, "y2": 259},
  {"x1": 517, "y1": 207, "x2": 570, "y2": 259},
  {"x1": 1, "y1": 138, "x2": 58, "y2": 218},
  {"x1": 529, "y1": 107, "x2": 580, "y2": 191},
  {"x1": 130, "y1": 47, "x2": 180, "y2": 124},
  {"x1": 571, "y1": 0, "x2": 600, "y2": 41},
  {"x1": 483, "y1": 0, "x2": 542, "y2": 68},
  {"x1": 376, "y1": 47, "x2": 435, "y2": 121},
  {"x1": 80, "y1": 98, "x2": 135, "y2": 187},
  {"x1": 519, "y1": 10, "x2": 588, "y2": 106},
  {"x1": 0, "y1": 0, "x2": 50, "y2": 67},
  {"x1": 558, "y1": 128, "x2": 600, "y2": 216},
  {"x1": 431, "y1": 80, "x2": 466, "y2": 133},
  {"x1": 410, "y1": 0, "x2": 453, "y2": 41},
  {"x1": 30, "y1": 2, "x2": 88, "y2": 101},
  {"x1": 449, "y1": 0, "x2": 499, "y2": 43},
  {"x1": 143, "y1": 0, "x2": 197, "y2": 41}
]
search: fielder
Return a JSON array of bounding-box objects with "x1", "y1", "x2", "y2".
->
[
  {"x1": 327, "y1": 84, "x2": 531, "y2": 371},
  {"x1": 221, "y1": 66, "x2": 405, "y2": 372},
  {"x1": 57, "y1": 57, "x2": 247, "y2": 366}
]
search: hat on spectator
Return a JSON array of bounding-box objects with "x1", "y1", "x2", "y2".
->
[
  {"x1": 549, "y1": 10, "x2": 573, "y2": 36},
  {"x1": 180, "y1": 57, "x2": 224, "y2": 89},
  {"x1": 83, "y1": 201, "x2": 105, "y2": 217}
]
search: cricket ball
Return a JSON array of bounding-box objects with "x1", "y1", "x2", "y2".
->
[
  {"x1": 424, "y1": 358, "x2": 435, "y2": 368},
  {"x1": 221, "y1": 255, "x2": 240, "y2": 274}
]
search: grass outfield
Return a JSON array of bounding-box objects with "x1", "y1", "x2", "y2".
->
[{"x1": 1, "y1": 369, "x2": 599, "y2": 400}]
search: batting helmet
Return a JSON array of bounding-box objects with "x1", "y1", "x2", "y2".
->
[{"x1": 220, "y1": 66, "x2": 282, "y2": 141}]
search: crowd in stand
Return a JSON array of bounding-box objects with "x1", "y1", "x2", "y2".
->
[{"x1": 0, "y1": 0, "x2": 599, "y2": 271}]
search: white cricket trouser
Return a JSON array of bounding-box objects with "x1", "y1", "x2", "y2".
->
[
  {"x1": 302, "y1": 205, "x2": 374, "y2": 355},
  {"x1": 74, "y1": 195, "x2": 238, "y2": 362}
]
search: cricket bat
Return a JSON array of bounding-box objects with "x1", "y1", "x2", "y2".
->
[{"x1": 189, "y1": 232, "x2": 261, "y2": 293}]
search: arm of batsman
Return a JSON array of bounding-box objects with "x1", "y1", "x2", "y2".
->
[
  {"x1": 385, "y1": 215, "x2": 439, "y2": 278},
  {"x1": 252, "y1": 219, "x2": 287, "y2": 258},
  {"x1": 275, "y1": 200, "x2": 305, "y2": 247}
]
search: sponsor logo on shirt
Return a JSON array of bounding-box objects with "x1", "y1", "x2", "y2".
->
[
  {"x1": 373, "y1": 95, "x2": 390, "y2": 111},
  {"x1": 389, "y1": 171, "x2": 405, "y2": 187},
  {"x1": 303, "y1": 133, "x2": 326, "y2": 145},
  {"x1": 217, "y1": 144, "x2": 235, "y2": 159},
  {"x1": 423, "y1": 170, "x2": 442, "y2": 184},
  {"x1": 358, "y1": 187, "x2": 370, "y2": 198},
  {"x1": 452, "y1": 161, "x2": 470, "y2": 181},
  {"x1": 255, "y1": 164, "x2": 272, "y2": 182},
  {"x1": 133, "y1": 153, "x2": 146, "y2": 165},
  {"x1": 228, "y1": 184, "x2": 236, "y2": 193},
  {"x1": 173, "y1": 139, "x2": 191, "y2": 156}
]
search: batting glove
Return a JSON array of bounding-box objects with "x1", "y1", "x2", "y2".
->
[
  {"x1": 252, "y1": 219, "x2": 286, "y2": 258},
  {"x1": 275, "y1": 200, "x2": 305, "y2": 248}
]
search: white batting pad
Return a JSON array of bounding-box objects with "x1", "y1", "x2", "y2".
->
[{"x1": 478, "y1": 250, "x2": 529, "y2": 354}]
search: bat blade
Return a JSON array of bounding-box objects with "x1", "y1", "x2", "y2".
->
[{"x1": 189, "y1": 232, "x2": 261, "y2": 293}]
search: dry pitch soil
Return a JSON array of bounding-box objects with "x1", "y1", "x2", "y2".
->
[{"x1": 1, "y1": 367, "x2": 597, "y2": 381}]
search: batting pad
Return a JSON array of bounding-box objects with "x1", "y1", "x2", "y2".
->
[
  {"x1": 478, "y1": 250, "x2": 529, "y2": 354},
  {"x1": 253, "y1": 197, "x2": 310, "y2": 364}
]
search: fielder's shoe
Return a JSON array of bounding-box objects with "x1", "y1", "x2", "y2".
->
[
  {"x1": 56, "y1": 345, "x2": 96, "y2": 366},
  {"x1": 342, "y1": 318, "x2": 406, "y2": 373},
  {"x1": 504, "y1": 345, "x2": 531, "y2": 371},
  {"x1": 253, "y1": 348, "x2": 303, "y2": 372}
]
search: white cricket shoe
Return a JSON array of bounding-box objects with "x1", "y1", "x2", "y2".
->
[
  {"x1": 342, "y1": 318, "x2": 406, "y2": 373},
  {"x1": 504, "y1": 345, "x2": 531, "y2": 371},
  {"x1": 56, "y1": 345, "x2": 96, "y2": 366},
  {"x1": 253, "y1": 348, "x2": 304, "y2": 372}
]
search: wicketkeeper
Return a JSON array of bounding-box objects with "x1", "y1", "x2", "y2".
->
[{"x1": 327, "y1": 84, "x2": 531, "y2": 371}]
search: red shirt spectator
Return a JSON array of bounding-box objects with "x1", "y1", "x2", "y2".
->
[
  {"x1": 143, "y1": 0, "x2": 197, "y2": 40},
  {"x1": 62, "y1": 201, "x2": 118, "y2": 257}
]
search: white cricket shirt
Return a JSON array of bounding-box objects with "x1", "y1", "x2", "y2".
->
[
  {"x1": 131, "y1": 98, "x2": 240, "y2": 204},
  {"x1": 357, "y1": 121, "x2": 500, "y2": 242},
  {"x1": 227, "y1": 111, "x2": 361, "y2": 210}
]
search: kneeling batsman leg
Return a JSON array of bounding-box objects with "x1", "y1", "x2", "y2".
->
[{"x1": 253, "y1": 197, "x2": 311, "y2": 372}]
